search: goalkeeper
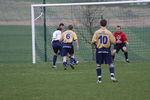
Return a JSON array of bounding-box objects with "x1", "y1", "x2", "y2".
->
[{"x1": 112, "y1": 26, "x2": 130, "y2": 63}]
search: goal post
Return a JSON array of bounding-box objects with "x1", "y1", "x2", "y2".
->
[
  {"x1": 31, "y1": 6, "x2": 36, "y2": 64},
  {"x1": 31, "y1": 0, "x2": 150, "y2": 64}
]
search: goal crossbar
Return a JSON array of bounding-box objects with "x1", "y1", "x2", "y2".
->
[{"x1": 31, "y1": 0, "x2": 150, "y2": 7}]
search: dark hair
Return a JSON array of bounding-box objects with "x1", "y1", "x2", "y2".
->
[
  {"x1": 68, "y1": 25, "x2": 73, "y2": 30},
  {"x1": 100, "y1": 19, "x2": 107, "y2": 27},
  {"x1": 116, "y1": 25, "x2": 121, "y2": 29},
  {"x1": 57, "y1": 27, "x2": 62, "y2": 30},
  {"x1": 59, "y1": 23, "x2": 64, "y2": 27}
]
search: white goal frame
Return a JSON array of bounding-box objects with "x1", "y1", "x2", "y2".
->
[{"x1": 31, "y1": 0, "x2": 150, "y2": 64}]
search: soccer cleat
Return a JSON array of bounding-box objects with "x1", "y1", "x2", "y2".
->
[
  {"x1": 111, "y1": 77, "x2": 118, "y2": 82},
  {"x1": 64, "y1": 67, "x2": 67, "y2": 70},
  {"x1": 75, "y1": 61, "x2": 79, "y2": 65},
  {"x1": 52, "y1": 65, "x2": 57, "y2": 68},
  {"x1": 97, "y1": 80, "x2": 102, "y2": 83},
  {"x1": 126, "y1": 59, "x2": 130, "y2": 63}
]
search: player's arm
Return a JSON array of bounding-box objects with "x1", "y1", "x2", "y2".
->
[
  {"x1": 91, "y1": 32, "x2": 97, "y2": 45},
  {"x1": 75, "y1": 39, "x2": 79, "y2": 50},
  {"x1": 73, "y1": 32, "x2": 79, "y2": 50},
  {"x1": 123, "y1": 33, "x2": 128, "y2": 44},
  {"x1": 110, "y1": 32, "x2": 116, "y2": 45}
]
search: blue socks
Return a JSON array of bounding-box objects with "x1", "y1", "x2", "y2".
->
[
  {"x1": 96, "y1": 65, "x2": 115, "y2": 81},
  {"x1": 69, "y1": 57, "x2": 76, "y2": 64},
  {"x1": 96, "y1": 66, "x2": 102, "y2": 81},
  {"x1": 109, "y1": 64, "x2": 115, "y2": 78},
  {"x1": 53, "y1": 55, "x2": 57, "y2": 66},
  {"x1": 63, "y1": 62, "x2": 67, "y2": 68}
]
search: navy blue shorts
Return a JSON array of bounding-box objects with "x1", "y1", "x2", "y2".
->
[
  {"x1": 52, "y1": 41, "x2": 62, "y2": 55},
  {"x1": 96, "y1": 48, "x2": 112, "y2": 64},
  {"x1": 114, "y1": 43, "x2": 126, "y2": 53},
  {"x1": 61, "y1": 43, "x2": 74, "y2": 56}
]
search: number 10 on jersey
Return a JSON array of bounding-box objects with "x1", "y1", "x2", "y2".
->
[{"x1": 99, "y1": 35, "x2": 108, "y2": 44}]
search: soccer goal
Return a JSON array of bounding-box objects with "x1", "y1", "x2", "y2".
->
[{"x1": 31, "y1": 0, "x2": 150, "y2": 64}]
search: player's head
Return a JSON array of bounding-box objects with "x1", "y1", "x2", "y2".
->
[
  {"x1": 68, "y1": 25, "x2": 73, "y2": 30},
  {"x1": 58, "y1": 23, "x2": 65, "y2": 30},
  {"x1": 115, "y1": 25, "x2": 121, "y2": 34},
  {"x1": 100, "y1": 19, "x2": 107, "y2": 27},
  {"x1": 59, "y1": 23, "x2": 64, "y2": 27}
]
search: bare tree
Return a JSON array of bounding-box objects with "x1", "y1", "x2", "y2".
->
[{"x1": 71, "y1": 4, "x2": 105, "y2": 60}]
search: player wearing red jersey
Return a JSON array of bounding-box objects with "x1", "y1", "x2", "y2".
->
[{"x1": 112, "y1": 26, "x2": 130, "y2": 63}]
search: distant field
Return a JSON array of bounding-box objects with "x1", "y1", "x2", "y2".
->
[
  {"x1": 0, "y1": 25, "x2": 150, "y2": 62},
  {"x1": 0, "y1": 26, "x2": 32, "y2": 62},
  {"x1": 0, "y1": 61, "x2": 150, "y2": 100}
]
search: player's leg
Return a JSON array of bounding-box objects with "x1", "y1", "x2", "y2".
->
[
  {"x1": 112, "y1": 44, "x2": 120, "y2": 61},
  {"x1": 69, "y1": 55, "x2": 78, "y2": 65},
  {"x1": 96, "y1": 64, "x2": 102, "y2": 83},
  {"x1": 68, "y1": 55, "x2": 75, "y2": 70},
  {"x1": 69, "y1": 54, "x2": 78, "y2": 65},
  {"x1": 109, "y1": 64, "x2": 118, "y2": 82},
  {"x1": 52, "y1": 45, "x2": 59, "y2": 68},
  {"x1": 112, "y1": 49, "x2": 117, "y2": 61},
  {"x1": 62, "y1": 48, "x2": 68, "y2": 70},
  {"x1": 96, "y1": 49, "x2": 103, "y2": 83},
  {"x1": 68, "y1": 47, "x2": 75, "y2": 69},
  {"x1": 63, "y1": 56, "x2": 68, "y2": 70},
  {"x1": 68, "y1": 45, "x2": 78, "y2": 65},
  {"x1": 58, "y1": 42, "x2": 62, "y2": 56},
  {"x1": 52, "y1": 54, "x2": 57, "y2": 68},
  {"x1": 69, "y1": 54, "x2": 75, "y2": 64},
  {"x1": 122, "y1": 46, "x2": 130, "y2": 63},
  {"x1": 105, "y1": 51, "x2": 118, "y2": 82}
]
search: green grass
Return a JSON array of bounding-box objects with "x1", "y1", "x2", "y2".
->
[{"x1": 0, "y1": 61, "x2": 150, "y2": 100}]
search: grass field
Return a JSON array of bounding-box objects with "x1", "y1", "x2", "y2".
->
[{"x1": 0, "y1": 61, "x2": 150, "y2": 100}]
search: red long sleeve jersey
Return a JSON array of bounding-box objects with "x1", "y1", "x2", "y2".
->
[{"x1": 113, "y1": 32, "x2": 128, "y2": 44}]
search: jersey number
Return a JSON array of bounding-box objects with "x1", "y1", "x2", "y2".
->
[
  {"x1": 66, "y1": 34, "x2": 70, "y2": 39},
  {"x1": 99, "y1": 36, "x2": 108, "y2": 44}
]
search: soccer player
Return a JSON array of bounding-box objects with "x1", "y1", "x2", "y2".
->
[
  {"x1": 60, "y1": 25, "x2": 79, "y2": 70},
  {"x1": 112, "y1": 26, "x2": 130, "y2": 63},
  {"x1": 92, "y1": 19, "x2": 118, "y2": 83},
  {"x1": 52, "y1": 23, "x2": 64, "y2": 68}
]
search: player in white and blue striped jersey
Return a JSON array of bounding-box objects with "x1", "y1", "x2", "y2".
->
[{"x1": 51, "y1": 23, "x2": 64, "y2": 68}]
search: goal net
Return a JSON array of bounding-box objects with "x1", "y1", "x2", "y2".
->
[{"x1": 31, "y1": 0, "x2": 150, "y2": 64}]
